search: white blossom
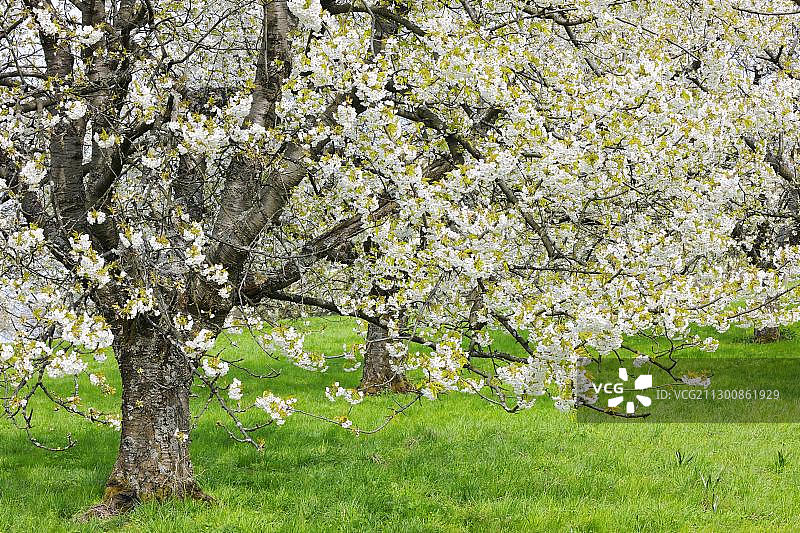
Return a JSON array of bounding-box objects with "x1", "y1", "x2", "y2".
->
[
  {"x1": 64, "y1": 100, "x2": 88, "y2": 120},
  {"x1": 47, "y1": 351, "x2": 87, "y2": 378},
  {"x1": 228, "y1": 378, "x2": 243, "y2": 401},
  {"x1": 254, "y1": 391, "x2": 296, "y2": 426},
  {"x1": 33, "y1": 8, "x2": 59, "y2": 36},
  {"x1": 324, "y1": 382, "x2": 364, "y2": 405},
  {"x1": 185, "y1": 329, "x2": 216, "y2": 354},
  {"x1": 94, "y1": 132, "x2": 119, "y2": 149},
  {"x1": 201, "y1": 356, "x2": 229, "y2": 378},
  {"x1": 76, "y1": 25, "x2": 103, "y2": 46},
  {"x1": 20, "y1": 160, "x2": 46, "y2": 186},
  {"x1": 287, "y1": 0, "x2": 323, "y2": 32},
  {"x1": 87, "y1": 210, "x2": 107, "y2": 225}
]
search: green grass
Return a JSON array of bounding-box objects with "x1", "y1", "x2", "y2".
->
[{"x1": 2, "y1": 317, "x2": 800, "y2": 531}]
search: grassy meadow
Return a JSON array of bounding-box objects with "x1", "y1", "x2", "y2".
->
[{"x1": 1, "y1": 317, "x2": 800, "y2": 532}]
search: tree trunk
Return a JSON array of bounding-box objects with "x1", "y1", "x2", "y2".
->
[
  {"x1": 754, "y1": 326, "x2": 781, "y2": 343},
  {"x1": 84, "y1": 327, "x2": 209, "y2": 518},
  {"x1": 359, "y1": 322, "x2": 412, "y2": 395}
]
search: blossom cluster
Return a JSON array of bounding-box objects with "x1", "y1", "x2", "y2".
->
[
  {"x1": 254, "y1": 391, "x2": 297, "y2": 426},
  {"x1": 324, "y1": 382, "x2": 364, "y2": 405}
]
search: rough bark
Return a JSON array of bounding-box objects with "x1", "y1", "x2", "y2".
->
[
  {"x1": 83, "y1": 326, "x2": 209, "y2": 518},
  {"x1": 359, "y1": 323, "x2": 412, "y2": 395}
]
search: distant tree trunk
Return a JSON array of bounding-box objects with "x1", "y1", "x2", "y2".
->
[
  {"x1": 359, "y1": 322, "x2": 412, "y2": 395},
  {"x1": 85, "y1": 325, "x2": 209, "y2": 518},
  {"x1": 746, "y1": 232, "x2": 781, "y2": 344},
  {"x1": 754, "y1": 326, "x2": 781, "y2": 343}
]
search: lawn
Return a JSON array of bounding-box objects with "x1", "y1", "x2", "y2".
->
[{"x1": 1, "y1": 317, "x2": 799, "y2": 532}]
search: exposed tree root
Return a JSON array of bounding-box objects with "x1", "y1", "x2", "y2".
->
[
  {"x1": 360, "y1": 374, "x2": 414, "y2": 396},
  {"x1": 78, "y1": 482, "x2": 213, "y2": 521}
]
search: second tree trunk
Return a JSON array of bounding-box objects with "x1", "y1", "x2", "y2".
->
[
  {"x1": 754, "y1": 326, "x2": 781, "y2": 343},
  {"x1": 359, "y1": 322, "x2": 412, "y2": 394}
]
